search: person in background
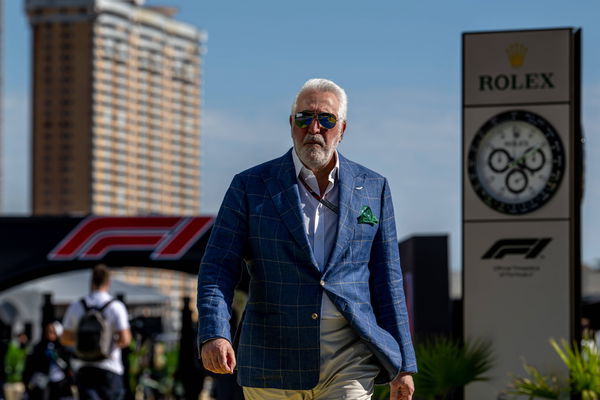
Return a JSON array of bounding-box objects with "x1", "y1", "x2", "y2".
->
[
  {"x1": 61, "y1": 264, "x2": 131, "y2": 400},
  {"x1": 3, "y1": 331, "x2": 29, "y2": 400},
  {"x1": 23, "y1": 321, "x2": 73, "y2": 400}
]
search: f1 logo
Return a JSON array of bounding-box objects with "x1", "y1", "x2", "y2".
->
[
  {"x1": 48, "y1": 216, "x2": 213, "y2": 261},
  {"x1": 482, "y1": 238, "x2": 552, "y2": 259}
]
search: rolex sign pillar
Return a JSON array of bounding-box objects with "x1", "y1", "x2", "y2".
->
[{"x1": 462, "y1": 28, "x2": 582, "y2": 400}]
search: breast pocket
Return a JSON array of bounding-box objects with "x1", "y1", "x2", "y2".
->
[
  {"x1": 349, "y1": 203, "x2": 380, "y2": 261},
  {"x1": 353, "y1": 203, "x2": 380, "y2": 241}
]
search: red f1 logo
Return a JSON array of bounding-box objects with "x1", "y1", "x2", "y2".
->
[{"x1": 48, "y1": 216, "x2": 213, "y2": 261}]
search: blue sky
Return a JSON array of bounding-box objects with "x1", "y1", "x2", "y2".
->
[{"x1": 3, "y1": 0, "x2": 600, "y2": 269}]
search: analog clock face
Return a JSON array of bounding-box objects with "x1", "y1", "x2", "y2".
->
[{"x1": 467, "y1": 110, "x2": 565, "y2": 215}]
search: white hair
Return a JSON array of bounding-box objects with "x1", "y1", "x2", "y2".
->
[{"x1": 291, "y1": 78, "x2": 348, "y2": 121}]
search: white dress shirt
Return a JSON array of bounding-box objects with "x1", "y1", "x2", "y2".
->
[{"x1": 292, "y1": 149, "x2": 343, "y2": 319}]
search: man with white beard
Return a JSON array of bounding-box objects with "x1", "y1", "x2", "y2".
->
[{"x1": 197, "y1": 78, "x2": 416, "y2": 400}]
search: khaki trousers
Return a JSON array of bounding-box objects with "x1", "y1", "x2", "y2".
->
[{"x1": 243, "y1": 318, "x2": 380, "y2": 400}]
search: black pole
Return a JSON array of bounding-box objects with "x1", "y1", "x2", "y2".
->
[
  {"x1": 176, "y1": 296, "x2": 202, "y2": 400},
  {"x1": 41, "y1": 292, "x2": 55, "y2": 329}
]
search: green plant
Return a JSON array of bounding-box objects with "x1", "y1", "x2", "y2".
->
[
  {"x1": 4, "y1": 342, "x2": 27, "y2": 383},
  {"x1": 508, "y1": 339, "x2": 600, "y2": 400},
  {"x1": 553, "y1": 339, "x2": 600, "y2": 399},
  {"x1": 509, "y1": 363, "x2": 561, "y2": 399},
  {"x1": 128, "y1": 339, "x2": 181, "y2": 398},
  {"x1": 373, "y1": 337, "x2": 494, "y2": 400}
]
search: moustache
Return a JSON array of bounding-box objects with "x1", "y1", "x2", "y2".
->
[{"x1": 303, "y1": 135, "x2": 325, "y2": 146}]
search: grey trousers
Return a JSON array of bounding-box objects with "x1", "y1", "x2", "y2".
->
[{"x1": 243, "y1": 318, "x2": 380, "y2": 400}]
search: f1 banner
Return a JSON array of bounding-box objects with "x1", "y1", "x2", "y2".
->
[
  {"x1": 48, "y1": 216, "x2": 211, "y2": 261},
  {"x1": 0, "y1": 216, "x2": 213, "y2": 291}
]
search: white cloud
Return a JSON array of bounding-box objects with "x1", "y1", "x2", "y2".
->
[
  {"x1": 200, "y1": 108, "x2": 291, "y2": 214},
  {"x1": 345, "y1": 88, "x2": 461, "y2": 265}
]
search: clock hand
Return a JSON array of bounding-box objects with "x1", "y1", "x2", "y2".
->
[{"x1": 508, "y1": 144, "x2": 544, "y2": 170}]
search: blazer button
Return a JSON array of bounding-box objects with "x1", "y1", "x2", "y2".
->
[
  {"x1": 311, "y1": 313, "x2": 319, "y2": 320},
  {"x1": 319, "y1": 280, "x2": 325, "y2": 286}
]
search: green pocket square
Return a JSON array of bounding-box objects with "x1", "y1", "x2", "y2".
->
[{"x1": 357, "y1": 206, "x2": 379, "y2": 225}]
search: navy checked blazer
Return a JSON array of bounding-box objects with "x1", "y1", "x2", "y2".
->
[{"x1": 197, "y1": 149, "x2": 417, "y2": 389}]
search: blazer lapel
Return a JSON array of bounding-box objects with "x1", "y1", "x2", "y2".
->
[
  {"x1": 262, "y1": 150, "x2": 319, "y2": 269},
  {"x1": 325, "y1": 153, "x2": 365, "y2": 271}
]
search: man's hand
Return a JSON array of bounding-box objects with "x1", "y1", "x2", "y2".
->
[
  {"x1": 201, "y1": 338, "x2": 236, "y2": 374},
  {"x1": 389, "y1": 373, "x2": 414, "y2": 400}
]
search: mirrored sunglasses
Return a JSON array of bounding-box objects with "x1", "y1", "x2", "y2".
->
[{"x1": 294, "y1": 111, "x2": 338, "y2": 129}]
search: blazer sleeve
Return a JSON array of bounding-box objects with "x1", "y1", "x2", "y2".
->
[
  {"x1": 197, "y1": 174, "x2": 248, "y2": 346},
  {"x1": 369, "y1": 178, "x2": 417, "y2": 373}
]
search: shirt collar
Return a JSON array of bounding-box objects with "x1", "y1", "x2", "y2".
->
[
  {"x1": 89, "y1": 290, "x2": 111, "y2": 301},
  {"x1": 292, "y1": 147, "x2": 339, "y2": 185}
]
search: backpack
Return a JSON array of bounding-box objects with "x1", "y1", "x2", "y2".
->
[{"x1": 75, "y1": 298, "x2": 114, "y2": 361}]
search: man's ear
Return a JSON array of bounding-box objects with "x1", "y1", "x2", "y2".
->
[
  {"x1": 289, "y1": 115, "x2": 293, "y2": 127},
  {"x1": 340, "y1": 120, "x2": 347, "y2": 140}
]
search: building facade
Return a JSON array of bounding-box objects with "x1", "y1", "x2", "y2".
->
[
  {"x1": 26, "y1": 0, "x2": 206, "y2": 325},
  {"x1": 27, "y1": 0, "x2": 205, "y2": 216}
]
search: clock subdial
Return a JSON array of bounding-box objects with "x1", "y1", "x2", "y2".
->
[
  {"x1": 522, "y1": 147, "x2": 546, "y2": 172},
  {"x1": 506, "y1": 169, "x2": 528, "y2": 194},
  {"x1": 488, "y1": 149, "x2": 511, "y2": 173},
  {"x1": 467, "y1": 110, "x2": 565, "y2": 215}
]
